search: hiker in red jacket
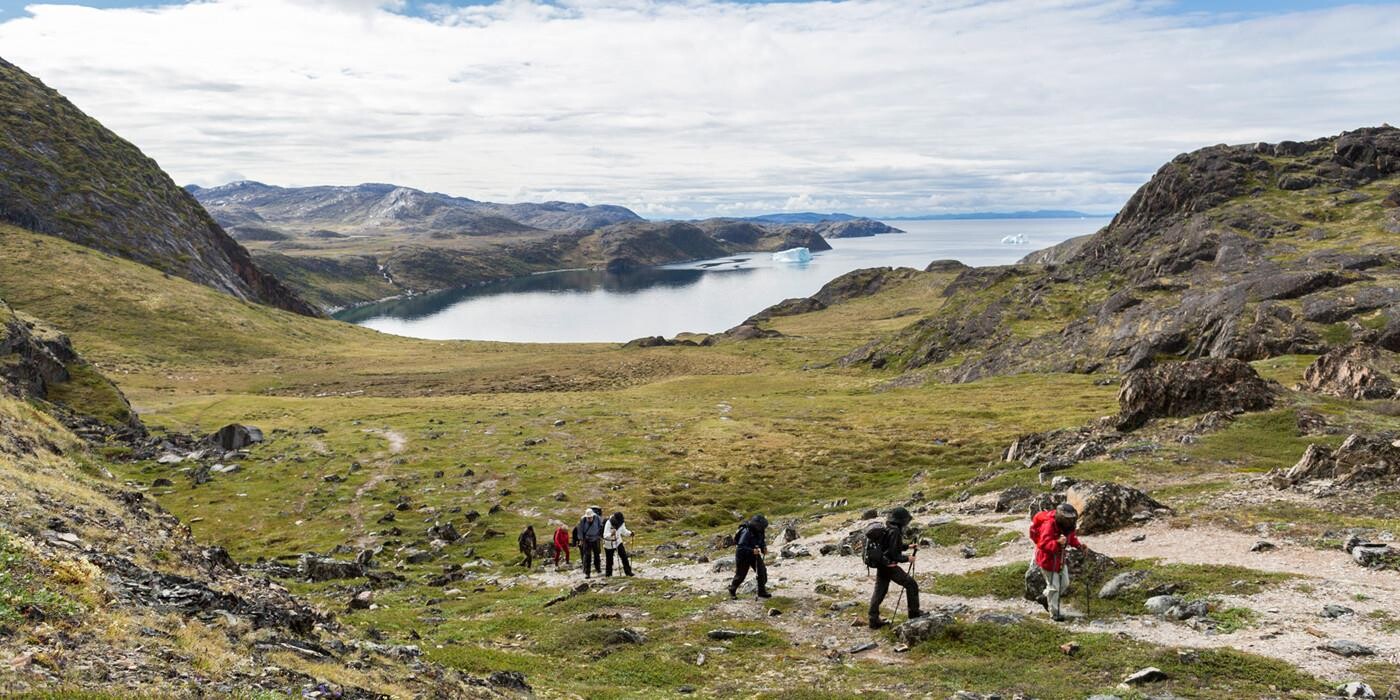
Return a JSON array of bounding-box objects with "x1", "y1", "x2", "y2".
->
[
  {"x1": 552, "y1": 523, "x2": 572, "y2": 567},
  {"x1": 1031, "y1": 503, "x2": 1084, "y2": 622}
]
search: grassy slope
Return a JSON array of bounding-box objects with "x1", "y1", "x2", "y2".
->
[{"x1": 2, "y1": 224, "x2": 1395, "y2": 697}]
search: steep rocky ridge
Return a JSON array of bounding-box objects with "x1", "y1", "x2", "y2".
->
[
  {"x1": 0, "y1": 57, "x2": 317, "y2": 317},
  {"x1": 843, "y1": 126, "x2": 1400, "y2": 382}
]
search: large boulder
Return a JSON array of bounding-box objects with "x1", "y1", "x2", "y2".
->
[
  {"x1": 209, "y1": 423, "x2": 265, "y2": 451},
  {"x1": 1024, "y1": 547, "x2": 1119, "y2": 606},
  {"x1": 1300, "y1": 344, "x2": 1400, "y2": 400},
  {"x1": 1065, "y1": 482, "x2": 1171, "y2": 534},
  {"x1": 1273, "y1": 434, "x2": 1400, "y2": 488},
  {"x1": 1116, "y1": 358, "x2": 1275, "y2": 431}
]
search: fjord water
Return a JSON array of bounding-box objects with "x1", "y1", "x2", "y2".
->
[{"x1": 337, "y1": 218, "x2": 1110, "y2": 342}]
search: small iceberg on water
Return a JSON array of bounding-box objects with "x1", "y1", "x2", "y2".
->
[
  {"x1": 771, "y1": 247, "x2": 813, "y2": 263},
  {"x1": 1001, "y1": 234, "x2": 1029, "y2": 245}
]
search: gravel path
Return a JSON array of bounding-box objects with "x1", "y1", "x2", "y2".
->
[{"x1": 518, "y1": 514, "x2": 1400, "y2": 681}]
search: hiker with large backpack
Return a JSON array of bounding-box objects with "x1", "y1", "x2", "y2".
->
[
  {"x1": 577, "y1": 507, "x2": 604, "y2": 579},
  {"x1": 1030, "y1": 502, "x2": 1084, "y2": 622},
  {"x1": 727, "y1": 514, "x2": 772, "y2": 600},
  {"x1": 603, "y1": 511, "x2": 634, "y2": 577},
  {"x1": 866, "y1": 507, "x2": 922, "y2": 629}
]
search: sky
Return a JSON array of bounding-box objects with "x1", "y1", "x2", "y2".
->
[{"x1": 0, "y1": 1, "x2": 1397, "y2": 219}]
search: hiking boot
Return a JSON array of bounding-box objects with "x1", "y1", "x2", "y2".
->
[
  {"x1": 868, "y1": 618, "x2": 888, "y2": 630},
  {"x1": 727, "y1": 587, "x2": 737, "y2": 600},
  {"x1": 908, "y1": 611, "x2": 928, "y2": 621},
  {"x1": 1051, "y1": 613, "x2": 1065, "y2": 622},
  {"x1": 756, "y1": 590, "x2": 773, "y2": 599}
]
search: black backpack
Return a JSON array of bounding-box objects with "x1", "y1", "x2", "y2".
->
[
  {"x1": 734, "y1": 524, "x2": 750, "y2": 547},
  {"x1": 862, "y1": 522, "x2": 890, "y2": 568}
]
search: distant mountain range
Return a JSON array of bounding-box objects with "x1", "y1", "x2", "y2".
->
[
  {"x1": 188, "y1": 181, "x2": 643, "y2": 237},
  {"x1": 741, "y1": 210, "x2": 1109, "y2": 223}
]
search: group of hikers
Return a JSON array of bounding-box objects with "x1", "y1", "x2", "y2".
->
[
  {"x1": 516, "y1": 506, "x2": 634, "y2": 579},
  {"x1": 726, "y1": 502, "x2": 1089, "y2": 627},
  {"x1": 516, "y1": 499, "x2": 1089, "y2": 625}
]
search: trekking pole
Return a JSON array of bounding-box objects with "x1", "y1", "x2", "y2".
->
[{"x1": 893, "y1": 548, "x2": 917, "y2": 615}]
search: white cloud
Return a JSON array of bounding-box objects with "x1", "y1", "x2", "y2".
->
[{"x1": 2, "y1": 0, "x2": 1397, "y2": 217}]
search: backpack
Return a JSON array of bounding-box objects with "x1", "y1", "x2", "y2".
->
[
  {"x1": 734, "y1": 524, "x2": 750, "y2": 547},
  {"x1": 861, "y1": 522, "x2": 890, "y2": 568}
]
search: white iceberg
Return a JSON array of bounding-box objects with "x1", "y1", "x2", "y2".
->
[
  {"x1": 771, "y1": 247, "x2": 813, "y2": 263},
  {"x1": 1000, "y1": 234, "x2": 1029, "y2": 245}
]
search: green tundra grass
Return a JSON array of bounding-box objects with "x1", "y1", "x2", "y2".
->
[{"x1": 2, "y1": 225, "x2": 1396, "y2": 697}]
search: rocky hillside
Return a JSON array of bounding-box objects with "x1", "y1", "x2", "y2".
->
[
  {"x1": 190, "y1": 181, "x2": 643, "y2": 238},
  {"x1": 0, "y1": 57, "x2": 317, "y2": 317},
  {"x1": 842, "y1": 126, "x2": 1400, "y2": 383}
]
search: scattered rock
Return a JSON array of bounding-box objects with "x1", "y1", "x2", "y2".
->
[
  {"x1": 1144, "y1": 595, "x2": 1184, "y2": 615},
  {"x1": 847, "y1": 641, "x2": 877, "y2": 654},
  {"x1": 606, "y1": 628, "x2": 646, "y2": 645},
  {"x1": 348, "y1": 590, "x2": 374, "y2": 610},
  {"x1": 1322, "y1": 640, "x2": 1376, "y2": 657},
  {"x1": 1337, "y1": 681, "x2": 1376, "y2": 698},
  {"x1": 1099, "y1": 570, "x2": 1149, "y2": 599},
  {"x1": 893, "y1": 611, "x2": 954, "y2": 646},
  {"x1": 780, "y1": 543, "x2": 811, "y2": 559},
  {"x1": 1122, "y1": 667, "x2": 1167, "y2": 686},
  {"x1": 707, "y1": 629, "x2": 761, "y2": 641},
  {"x1": 1250, "y1": 541, "x2": 1276, "y2": 553},
  {"x1": 1321, "y1": 604, "x2": 1355, "y2": 619}
]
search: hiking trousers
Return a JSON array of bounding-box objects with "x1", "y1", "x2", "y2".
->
[
  {"x1": 1041, "y1": 565, "x2": 1069, "y2": 617},
  {"x1": 729, "y1": 550, "x2": 767, "y2": 594},
  {"x1": 553, "y1": 543, "x2": 570, "y2": 566},
  {"x1": 869, "y1": 564, "x2": 919, "y2": 622},
  {"x1": 582, "y1": 540, "x2": 602, "y2": 576},
  {"x1": 605, "y1": 544, "x2": 633, "y2": 577}
]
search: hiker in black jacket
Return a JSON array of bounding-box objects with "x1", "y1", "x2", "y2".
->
[
  {"x1": 727, "y1": 514, "x2": 772, "y2": 599},
  {"x1": 577, "y1": 507, "x2": 604, "y2": 578},
  {"x1": 868, "y1": 507, "x2": 922, "y2": 629}
]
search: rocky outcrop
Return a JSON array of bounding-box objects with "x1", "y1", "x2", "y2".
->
[
  {"x1": 1272, "y1": 434, "x2": 1400, "y2": 489},
  {"x1": 746, "y1": 267, "x2": 922, "y2": 323},
  {"x1": 0, "y1": 58, "x2": 318, "y2": 316},
  {"x1": 1299, "y1": 344, "x2": 1400, "y2": 400},
  {"x1": 0, "y1": 300, "x2": 143, "y2": 436},
  {"x1": 1018, "y1": 234, "x2": 1095, "y2": 265},
  {"x1": 813, "y1": 219, "x2": 904, "y2": 238},
  {"x1": 841, "y1": 127, "x2": 1400, "y2": 385},
  {"x1": 1115, "y1": 359, "x2": 1275, "y2": 431}
]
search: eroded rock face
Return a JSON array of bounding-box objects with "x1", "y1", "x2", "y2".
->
[
  {"x1": 1273, "y1": 434, "x2": 1400, "y2": 488},
  {"x1": 1300, "y1": 344, "x2": 1400, "y2": 400},
  {"x1": 1116, "y1": 358, "x2": 1275, "y2": 431}
]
